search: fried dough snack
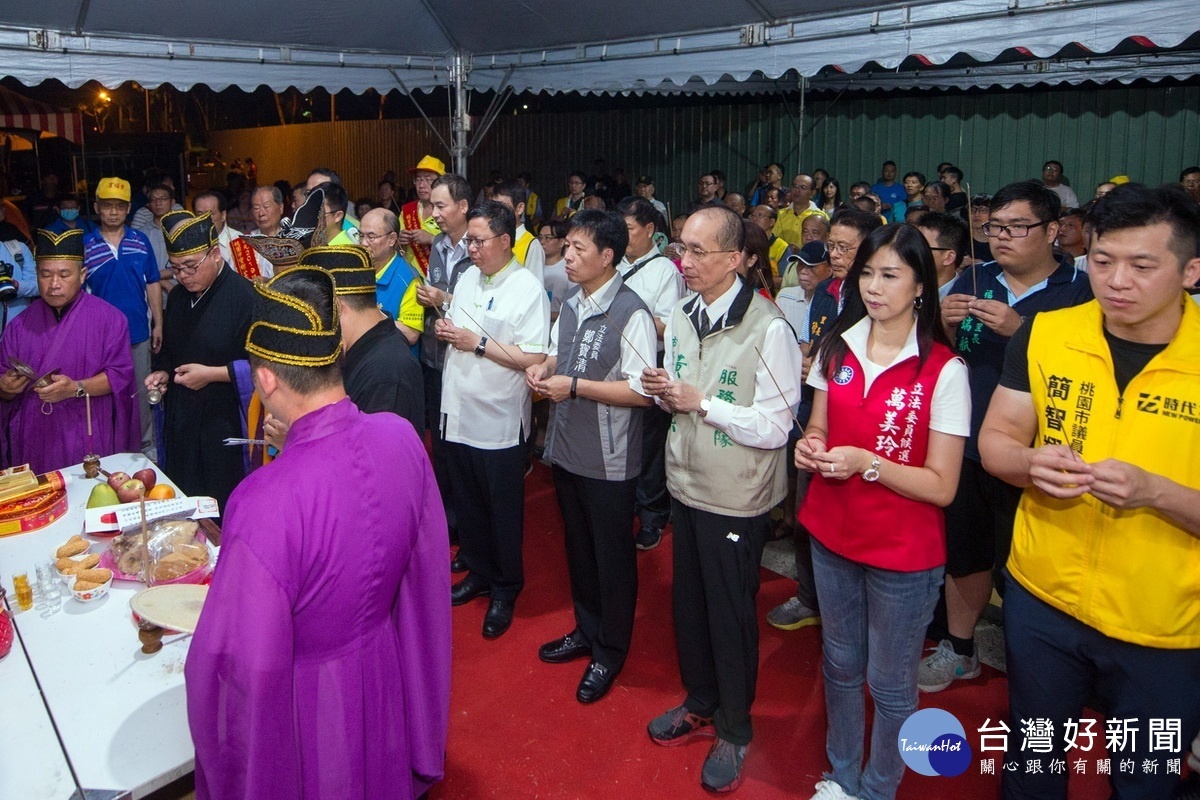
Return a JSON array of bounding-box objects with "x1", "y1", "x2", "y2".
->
[
  {"x1": 73, "y1": 580, "x2": 102, "y2": 591},
  {"x1": 56, "y1": 535, "x2": 89, "y2": 559},
  {"x1": 75, "y1": 568, "x2": 112, "y2": 584},
  {"x1": 56, "y1": 554, "x2": 100, "y2": 574}
]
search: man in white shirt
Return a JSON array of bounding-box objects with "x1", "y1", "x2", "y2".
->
[
  {"x1": 251, "y1": 185, "x2": 285, "y2": 238},
  {"x1": 435, "y1": 200, "x2": 550, "y2": 640},
  {"x1": 1041, "y1": 160, "x2": 1080, "y2": 209},
  {"x1": 616, "y1": 196, "x2": 684, "y2": 551},
  {"x1": 192, "y1": 191, "x2": 273, "y2": 280},
  {"x1": 914, "y1": 211, "x2": 971, "y2": 301}
]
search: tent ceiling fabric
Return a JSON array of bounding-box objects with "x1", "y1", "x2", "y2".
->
[{"x1": 0, "y1": 0, "x2": 1196, "y2": 94}]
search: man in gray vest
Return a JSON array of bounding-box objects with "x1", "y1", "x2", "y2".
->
[
  {"x1": 526, "y1": 209, "x2": 656, "y2": 704},
  {"x1": 642, "y1": 205, "x2": 802, "y2": 793},
  {"x1": 416, "y1": 173, "x2": 473, "y2": 560}
]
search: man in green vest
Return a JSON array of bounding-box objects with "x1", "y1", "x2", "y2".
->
[{"x1": 641, "y1": 205, "x2": 802, "y2": 794}]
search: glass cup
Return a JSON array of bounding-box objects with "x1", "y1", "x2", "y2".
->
[{"x1": 12, "y1": 572, "x2": 33, "y2": 611}]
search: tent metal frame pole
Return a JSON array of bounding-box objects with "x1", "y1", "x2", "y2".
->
[
  {"x1": 388, "y1": 66, "x2": 452, "y2": 158},
  {"x1": 796, "y1": 76, "x2": 806, "y2": 173},
  {"x1": 450, "y1": 51, "x2": 470, "y2": 178}
]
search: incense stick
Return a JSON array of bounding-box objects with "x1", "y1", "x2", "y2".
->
[
  {"x1": 753, "y1": 345, "x2": 803, "y2": 438},
  {"x1": 1036, "y1": 361, "x2": 1081, "y2": 463},
  {"x1": 450, "y1": 304, "x2": 529, "y2": 373},
  {"x1": 966, "y1": 182, "x2": 978, "y2": 298},
  {"x1": 584, "y1": 295, "x2": 654, "y2": 371}
]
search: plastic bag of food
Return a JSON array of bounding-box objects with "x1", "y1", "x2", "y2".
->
[{"x1": 101, "y1": 516, "x2": 213, "y2": 584}]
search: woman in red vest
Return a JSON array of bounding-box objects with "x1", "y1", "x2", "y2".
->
[{"x1": 794, "y1": 224, "x2": 971, "y2": 800}]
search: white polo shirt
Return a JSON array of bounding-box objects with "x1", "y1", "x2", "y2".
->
[
  {"x1": 618, "y1": 249, "x2": 684, "y2": 352},
  {"x1": 441, "y1": 257, "x2": 550, "y2": 449}
]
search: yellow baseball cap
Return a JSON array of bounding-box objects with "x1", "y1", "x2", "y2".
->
[
  {"x1": 408, "y1": 155, "x2": 446, "y2": 176},
  {"x1": 96, "y1": 177, "x2": 131, "y2": 202}
]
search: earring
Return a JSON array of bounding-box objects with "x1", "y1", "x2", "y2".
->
[{"x1": 913, "y1": 295, "x2": 924, "y2": 311}]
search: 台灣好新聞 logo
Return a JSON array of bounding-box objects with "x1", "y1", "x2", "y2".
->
[{"x1": 898, "y1": 708, "x2": 973, "y2": 777}]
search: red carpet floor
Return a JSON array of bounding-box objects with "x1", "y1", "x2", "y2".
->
[{"x1": 429, "y1": 462, "x2": 1110, "y2": 799}]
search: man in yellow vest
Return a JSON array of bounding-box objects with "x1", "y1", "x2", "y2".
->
[
  {"x1": 400, "y1": 155, "x2": 445, "y2": 277},
  {"x1": 980, "y1": 183, "x2": 1200, "y2": 799},
  {"x1": 492, "y1": 180, "x2": 545, "y2": 287}
]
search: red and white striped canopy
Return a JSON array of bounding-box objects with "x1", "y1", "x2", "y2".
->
[{"x1": 0, "y1": 86, "x2": 82, "y2": 144}]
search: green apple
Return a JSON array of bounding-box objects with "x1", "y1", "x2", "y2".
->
[{"x1": 86, "y1": 482, "x2": 120, "y2": 508}]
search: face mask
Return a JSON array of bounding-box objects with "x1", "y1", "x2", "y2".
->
[{"x1": 60, "y1": 208, "x2": 80, "y2": 221}]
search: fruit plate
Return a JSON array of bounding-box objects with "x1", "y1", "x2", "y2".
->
[{"x1": 130, "y1": 584, "x2": 209, "y2": 634}]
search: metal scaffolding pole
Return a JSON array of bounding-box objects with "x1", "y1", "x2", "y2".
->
[{"x1": 450, "y1": 52, "x2": 470, "y2": 177}]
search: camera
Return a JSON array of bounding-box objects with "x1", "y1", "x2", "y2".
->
[{"x1": 0, "y1": 259, "x2": 16, "y2": 303}]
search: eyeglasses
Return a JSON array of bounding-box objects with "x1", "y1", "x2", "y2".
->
[
  {"x1": 412, "y1": 176, "x2": 436, "y2": 185},
  {"x1": 698, "y1": 180, "x2": 717, "y2": 187},
  {"x1": 464, "y1": 233, "x2": 504, "y2": 249},
  {"x1": 825, "y1": 240, "x2": 858, "y2": 255},
  {"x1": 537, "y1": 233, "x2": 559, "y2": 241},
  {"x1": 982, "y1": 220, "x2": 1051, "y2": 238},
  {"x1": 360, "y1": 231, "x2": 395, "y2": 244},
  {"x1": 167, "y1": 249, "x2": 212, "y2": 276},
  {"x1": 679, "y1": 244, "x2": 736, "y2": 259}
]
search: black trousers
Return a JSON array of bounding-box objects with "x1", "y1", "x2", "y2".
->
[
  {"x1": 553, "y1": 466, "x2": 639, "y2": 672},
  {"x1": 635, "y1": 402, "x2": 673, "y2": 531},
  {"x1": 790, "y1": 472, "x2": 820, "y2": 611},
  {"x1": 671, "y1": 498, "x2": 768, "y2": 746},
  {"x1": 422, "y1": 363, "x2": 456, "y2": 538},
  {"x1": 445, "y1": 438, "x2": 527, "y2": 602}
]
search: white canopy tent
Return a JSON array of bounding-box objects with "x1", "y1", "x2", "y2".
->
[{"x1": 1, "y1": 0, "x2": 1197, "y2": 171}]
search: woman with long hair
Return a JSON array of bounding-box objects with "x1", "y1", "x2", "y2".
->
[
  {"x1": 741, "y1": 220, "x2": 776, "y2": 297},
  {"x1": 794, "y1": 224, "x2": 970, "y2": 800},
  {"x1": 820, "y1": 178, "x2": 842, "y2": 215}
]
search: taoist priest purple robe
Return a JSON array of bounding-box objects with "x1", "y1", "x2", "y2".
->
[
  {"x1": 185, "y1": 397, "x2": 452, "y2": 800},
  {"x1": 0, "y1": 291, "x2": 138, "y2": 472}
]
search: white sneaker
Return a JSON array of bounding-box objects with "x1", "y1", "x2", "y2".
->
[
  {"x1": 808, "y1": 779, "x2": 859, "y2": 800},
  {"x1": 917, "y1": 639, "x2": 981, "y2": 693}
]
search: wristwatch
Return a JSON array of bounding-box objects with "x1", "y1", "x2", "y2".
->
[
  {"x1": 862, "y1": 455, "x2": 881, "y2": 482},
  {"x1": 75, "y1": 381, "x2": 87, "y2": 398},
  {"x1": 698, "y1": 397, "x2": 711, "y2": 418},
  {"x1": 474, "y1": 336, "x2": 488, "y2": 358}
]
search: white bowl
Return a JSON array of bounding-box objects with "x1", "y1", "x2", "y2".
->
[{"x1": 69, "y1": 571, "x2": 114, "y2": 603}]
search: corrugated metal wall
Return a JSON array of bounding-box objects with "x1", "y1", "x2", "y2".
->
[{"x1": 210, "y1": 84, "x2": 1200, "y2": 213}]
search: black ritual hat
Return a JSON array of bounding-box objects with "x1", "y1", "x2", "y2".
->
[
  {"x1": 162, "y1": 210, "x2": 219, "y2": 257},
  {"x1": 245, "y1": 267, "x2": 342, "y2": 368},
  {"x1": 35, "y1": 227, "x2": 84, "y2": 262},
  {"x1": 296, "y1": 245, "x2": 376, "y2": 296}
]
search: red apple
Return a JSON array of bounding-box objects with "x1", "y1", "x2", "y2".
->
[
  {"x1": 106, "y1": 472, "x2": 131, "y2": 492},
  {"x1": 115, "y1": 478, "x2": 146, "y2": 504},
  {"x1": 132, "y1": 469, "x2": 157, "y2": 492}
]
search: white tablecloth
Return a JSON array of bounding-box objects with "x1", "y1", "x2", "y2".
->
[{"x1": 0, "y1": 454, "x2": 197, "y2": 800}]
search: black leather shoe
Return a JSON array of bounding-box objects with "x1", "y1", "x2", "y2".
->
[
  {"x1": 450, "y1": 552, "x2": 468, "y2": 573},
  {"x1": 576, "y1": 660, "x2": 616, "y2": 704},
  {"x1": 538, "y1": 631, "x2": 591, "y2": 664},
  {"x1": 450, "y1": 575, "x2": 490, "y2": 606},
  {"x1": 482, "y1": 599, "x2": 514, "y2": 639}
]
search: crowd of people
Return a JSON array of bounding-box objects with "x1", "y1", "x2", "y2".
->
[{"x1": 1, "y1": 150, "x2": 1199, "y2": 800}]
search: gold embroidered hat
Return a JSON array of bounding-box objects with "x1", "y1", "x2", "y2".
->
[
  {"x1": 295, "y1": 245, "x2": 376, "y2": 296},
  {"x1": 162, "y1": 210, "x2": 219, "y2": 257},
  {"x1": 35, "y1": 227, "x2": 85, "y2": 262},
  {"x1": 245, "y1": 267, "x2": 342, "y2": 368}
]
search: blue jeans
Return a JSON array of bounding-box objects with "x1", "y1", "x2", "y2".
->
[{"x1": 812, "y1": 538, "x2": 943, "y2": 800}]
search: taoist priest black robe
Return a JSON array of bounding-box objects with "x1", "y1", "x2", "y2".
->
[{"x1": 153, "y1": 265, "x2": 256, "y2": 510}]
